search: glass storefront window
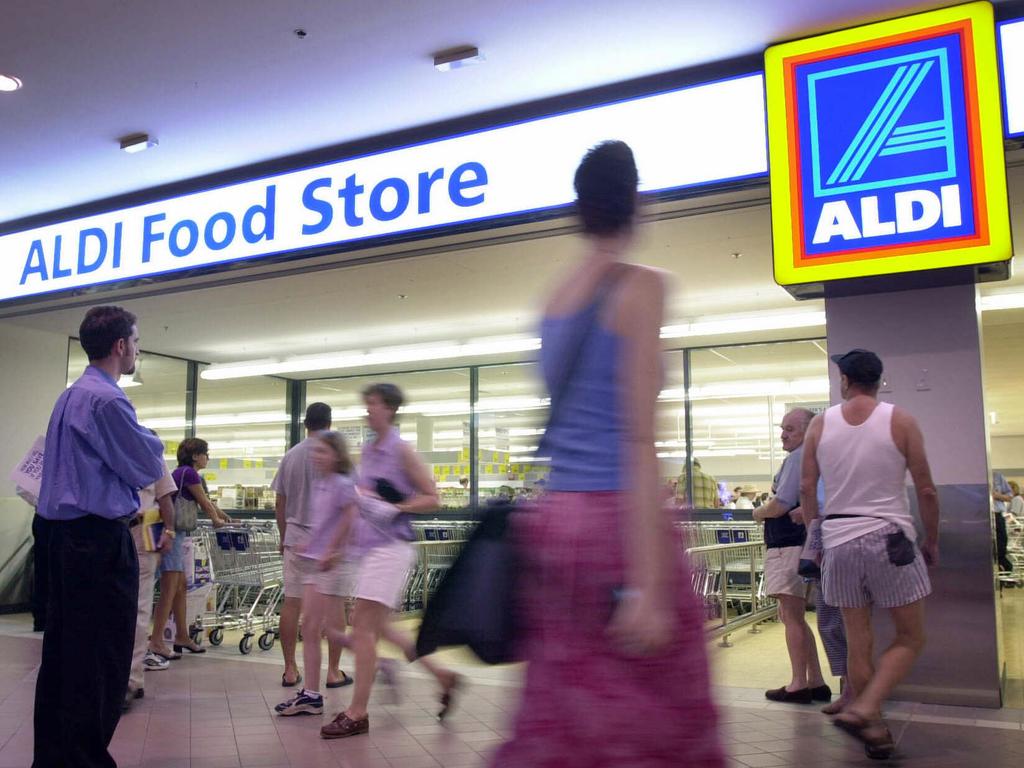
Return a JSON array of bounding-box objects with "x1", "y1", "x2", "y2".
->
[
  {"x1": 306, "y1": 369, "x2": 472, "y2": 511},
  {"x1": 477, "y1": 363, "x2": 550, "y2": 503},
  {"x1": 66, "y1": 342, "x2": 188, "y2": 466},
  {"x1": 686, "y1": 339, "x2": 829, "y2": 509},
  {"x1": 195, "y1": 369, "x2": 289, "y2": 513}
]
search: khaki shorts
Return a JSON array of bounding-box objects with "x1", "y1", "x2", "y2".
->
[
  {"x1": 298, "y1": 556, "x2": 358, "y2": 598},
  {"x1": 764, "y1": 545, "x2": 806, "y2": 599},
  {"x1": 283, "y1": 546, "x2": 304, "y2": 599}
]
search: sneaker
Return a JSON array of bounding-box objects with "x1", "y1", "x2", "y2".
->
[
  {"x1": 376, "y1": 658, "x2": 402, "y2": 705},
  {"x1": 143, "y1": 651, "x2": 170, "y2": 671},
  {"x1": 275, "y1": 689, "x2": 324, "y2": 716}
]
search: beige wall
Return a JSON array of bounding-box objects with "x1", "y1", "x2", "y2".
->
[{"x1": 0, "y1": 321, "x2": 68, "y2": 498}]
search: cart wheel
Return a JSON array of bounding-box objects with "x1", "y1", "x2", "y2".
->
[
  {"x1": 189, "y1": 628, "x2": 202, "y2": 646},
  {"x1": 209, "y1": 628, "x2": 224, "y2": 646},
  {"x1": 258, "y1": 632, "x2": 275, "y2": 651},
  {"x1": 239, "y1": 634, "x2": 253, "y2": 655}
]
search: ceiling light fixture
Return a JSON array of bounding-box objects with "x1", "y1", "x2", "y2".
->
[
  {"x1": 119, "y1": 133, "x2": 158, "y2": 154},
  {"x1": 979, "y1": 291, "x2": 1024, "y2": 311},
  {"x1": 433, "y1": 45, "x2": 485, "y2": 71},
  {"x1": 0, "y1": 74, "x2": 23, "y2": 92}
]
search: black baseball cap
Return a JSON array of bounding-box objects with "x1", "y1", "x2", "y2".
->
[{"x1": 830, "y1": 348, "x2": 883, "y2": 385}]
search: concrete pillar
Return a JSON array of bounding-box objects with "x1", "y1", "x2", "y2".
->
[{"x1": 824, "y1": 282, "x2": 1000, "y2": 707}]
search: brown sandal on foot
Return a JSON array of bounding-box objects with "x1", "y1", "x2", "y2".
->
[
  {"x1": 834, "y1": 713, "x2": 895, "y2": 760},
  {"x1": 438, "y1": 673, "x2": 462, "y2": 721}
]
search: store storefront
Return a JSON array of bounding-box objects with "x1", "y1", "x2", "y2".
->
[{"x1": 2, "y1": 1, "x2": 1023, "y2": 707}]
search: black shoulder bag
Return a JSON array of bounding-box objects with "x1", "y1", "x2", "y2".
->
[{"x1": 415, "y1": 265, "x2": 626, "y2": 664}]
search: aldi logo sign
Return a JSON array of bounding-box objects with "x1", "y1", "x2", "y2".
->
[{"x1": 766, "y1": 2, "x2": 1011, "y2": 289}]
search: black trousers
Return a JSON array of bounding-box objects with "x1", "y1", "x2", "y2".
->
[
  {"x1": 996, "y1": 512, "x2": 1013, "y2": 572},
  {"x1": 33, "y1": 516, "x2": 139, "y2": 768},
  {"x1": 31, "y1": 514, "x2": 52, "y2": 631}
]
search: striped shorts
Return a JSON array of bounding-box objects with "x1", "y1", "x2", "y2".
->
[{"x1": 821, "y1": 524, "x2": 931, "y2": 609}]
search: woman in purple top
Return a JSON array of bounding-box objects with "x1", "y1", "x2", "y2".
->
[
  {"x1": 149, "y1": 437, "x2": 232, "y2": 659},
  {"x1": 275, "y1": 431, "x2": 359, "y2": 717},
  {"x1": 490, "y1": 142, "x2": 723, "y2": 767},
  {"x1": 320, "y1": 383, "x2": 459, "y2": 740}
]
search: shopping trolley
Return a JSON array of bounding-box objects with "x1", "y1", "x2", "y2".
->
[
  {"x1": 399, "y1": 539, "x2": 466, "y2": 613},
  {"x1": 193, "y1": 520, "x2": 284, "y2": 654}
]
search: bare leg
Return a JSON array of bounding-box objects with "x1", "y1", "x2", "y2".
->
[
  {"x1": 149, "y1": 570, "x2": 182, "y2": 655},
  {"x1": 172, "y1": 572, "x2": 190, "y2": 644},
  {"x1": 777, "y1": 595, "x2": 812, "y2": 690},
  {"x1": 345, "y1": 599, "x2": 390, "y2": 721},
  {"x1": 326, "y1": 596, "x2": 349, "y2": 685},
  {"x1": 301, "y1": 586, "x2": 325, "y2": 693},
  {"x1": 847, "y1": 601, "x2": 926, "y2": 721},
  {"x1": 279, "y1": 596, "x2": 302, "y2": 683},
  {"x1": 380, "y1": 623, "x2": 456, "y2": 690},
  {"x1": 804, "y1": 624, "x2": 826, "y2": 688},
  {"x1": 841, "y1": 607, "x2": 875, "y2": 714}
]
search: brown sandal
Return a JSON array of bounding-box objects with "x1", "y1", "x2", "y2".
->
[
  {"x1": 438, "y1": 673, "x2": 462, "y2": 721},
  {"x1": 834, "y1": 712, "x2": 895, "y2": 760}
]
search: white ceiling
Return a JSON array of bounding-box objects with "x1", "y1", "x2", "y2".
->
[{"x1": 2, "y1": 0, "x2": 1012, "y2": 224}]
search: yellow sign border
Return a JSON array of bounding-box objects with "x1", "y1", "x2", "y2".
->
[{"x1": 766, "y1": 1, "x2": 1011, "y2": 287}]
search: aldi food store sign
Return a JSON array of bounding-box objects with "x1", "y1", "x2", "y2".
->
[
  {"x1": 767, "y1": 1, "x2": 1012, "y2": 290},
  {"x1": 0, "y1": 74, "x2": 767, "y2": 304}
]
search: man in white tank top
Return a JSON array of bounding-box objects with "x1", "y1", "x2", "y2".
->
[{"x1": 800, "y1": 349, "x2": 939, "y2": 760}]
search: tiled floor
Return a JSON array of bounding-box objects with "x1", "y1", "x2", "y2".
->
[{"x1": 1, "y1": 612, "x2": 1022, "y2": 767}]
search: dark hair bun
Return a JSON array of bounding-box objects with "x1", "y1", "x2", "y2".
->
[{"x1": 574, "y1": 141, "x2": 638, "y2": 236}]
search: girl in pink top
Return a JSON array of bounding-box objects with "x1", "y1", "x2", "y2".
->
[{"x1": 320, "y1": 383, "x2": 459, "y2": 740}]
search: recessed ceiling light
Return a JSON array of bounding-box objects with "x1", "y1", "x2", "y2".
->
[
  {"x1": 433, "y1": 46, "x2": 485, "y2": 72},
  {"x1": 119, "y1": 133, "x2": 158, "y2": 153},
  {"x1": 0, "y1": 74, "x2": 23, "y2": 92}
]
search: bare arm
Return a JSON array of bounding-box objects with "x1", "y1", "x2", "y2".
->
[
  {"x1": 799, "y1": 415, "x2": 824, "y2": 525},
  {"x1": 154, "y1": 488, "x2": 176, "y2": 553},
  {"x1": 753, "y1": 498, "x2": 791, "y2": 521},
  {"x1": 187, "y1": 483, "x2": 228, "y2": 526},
  {"x1": 275, "y1": 493, "x2": 287, "y2": 552},
  {"x1": 325, "y1": 501, "x2": 358, "y2": 565},
  {"x1": 895, "y1": 408, "x2": 940, "y2": 563},
  {"x1": 397, "y1": 443, "x2": 440, "y2": 514}
]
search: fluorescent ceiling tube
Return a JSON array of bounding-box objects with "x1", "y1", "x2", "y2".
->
[
  {"x1": 660, "y1": 310, "x2": 826, "y2": 339},
  {"x1": 979, "y1": 292, "x2": 1024, "y2": 311}
]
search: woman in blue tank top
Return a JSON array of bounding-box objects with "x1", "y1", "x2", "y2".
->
[{"x1": 491, "y1": 142, "x2": 723, "y2": 767}]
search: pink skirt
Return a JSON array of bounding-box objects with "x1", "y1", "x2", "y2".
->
[{"x1": 491, "y1": 491, "x2": 724, "y2": 768}]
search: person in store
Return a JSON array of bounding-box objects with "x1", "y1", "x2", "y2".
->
[
  {"x1": 800, "y1": 349, "x2": 939, "y2": 760},
  {"x1": 275, "y1": 431, "x2": 360, "y2": 716},
  {"x1": 993, "y1": 471, "x2": 1014, "y2": 572},
  {"x1": 149, "y1": 438, "x2": 232, "y2": 659},
  {"x1": 320, "y1": 383, "x2": 460, "y2": 739},
  {"x1": 272, "y1": 402, "x2": 353, "y2": 689},
  {"x1": 33, "y1": 305, "x2": 167, "y2": 768},
  {"x1": 675, "y1": 457, "x2": 720, "y2": 508},
  {"x1": 124, "y1": 464, "x2": 177, "y2": 710},
  {"x1": 753, "y1": 408, "x2": 830, "y2": 705},
  {"x1": 490, "y1": 141, "x2": 723, "y2": 767},
  {"x1": 735, "y1": 485, "x2": 757, "y2": 509}
]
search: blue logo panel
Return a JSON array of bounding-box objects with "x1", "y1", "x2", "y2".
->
[{"x1": 795, "y1": 33, "x2": 977, "y2": 257}]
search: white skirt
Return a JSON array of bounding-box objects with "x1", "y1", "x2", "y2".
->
[{"x1": 354, "y1": 540, "x2": 416, "y2": 610}]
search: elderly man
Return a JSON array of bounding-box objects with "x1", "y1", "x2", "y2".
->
[
  {"x1": 754, "y1": 408, "x2": 830, "y2": 705},
  {"x1": 801, "y1": 349, "x2": 939, "y2": 760}
]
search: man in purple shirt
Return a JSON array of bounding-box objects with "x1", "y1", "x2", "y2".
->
[{"x1": 33, "y1": 306, "x2": 166, "y2": 768}]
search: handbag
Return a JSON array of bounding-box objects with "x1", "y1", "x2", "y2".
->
[
  {"x1": 173, "y1": 492, "x2": 200, "y2": 533},
  {"x1": 416, "y1": 264, "x2": 627, "y2": 664},
  {"x1": 797, "y1": 518, "x2": 822, "y2": 579}
]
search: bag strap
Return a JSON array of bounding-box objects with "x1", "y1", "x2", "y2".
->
[{"x1": 537, "y1": 263, "x2": 629, "y2": 455}]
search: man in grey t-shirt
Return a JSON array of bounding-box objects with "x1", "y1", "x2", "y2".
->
[{"x1": 273, "y1": 403, "x2": 351, "y2": 688}]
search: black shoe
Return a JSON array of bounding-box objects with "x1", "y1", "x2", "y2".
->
[
  {"x1": 134, "y1": 688, "x2": 145, "y2": 700},
  {"x1": 810, "y1": 684, "x2": 833, "y2": 702},
  {"x1": 765, "y1": 686, "x2": 813, "y2": 704}
]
